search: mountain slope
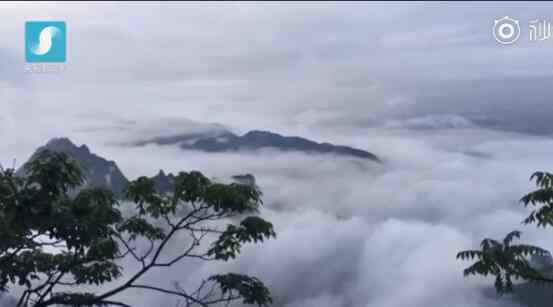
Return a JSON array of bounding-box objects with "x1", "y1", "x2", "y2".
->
[
  {"x1": 19, "y1": 138, "x2": 257, "y2": 198},
  {"x1": 134, "y1": 129, "x2": 380, "y2": 161},
  {"x1": 20, "y1": 138, "x2": 130, "y2": 196}
]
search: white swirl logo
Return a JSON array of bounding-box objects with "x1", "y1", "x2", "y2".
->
[
  {"x1": 493, "y1": 16, "x2": 520, "y2": 45},
  {"x1": 31, "y1": 26, "x2": 60, "y2": 55}
]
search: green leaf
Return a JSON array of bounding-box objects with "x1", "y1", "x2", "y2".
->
[{"x1": 209, "y1": 273, "x2": 272, "y2": 306}]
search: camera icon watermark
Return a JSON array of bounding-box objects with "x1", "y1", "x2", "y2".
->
[{"x1": 493, "y1": 16, "x2": 521, "y2": 44}]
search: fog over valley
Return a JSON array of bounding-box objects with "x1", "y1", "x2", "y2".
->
[{"x1": 2, "y1": 2, "x2": 553, "y2": 307}]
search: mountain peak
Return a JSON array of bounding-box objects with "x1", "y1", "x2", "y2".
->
[
  {"x1": 20, "y1": 139, "x2": 269, "y2": 198},
  {"x1": 238, "y1": 130, "x2": 380, "y2": 161},
  {"x1": 45, "y1": 137, "x2": 91, "y2": 155},
  {"x1": 46, "y1": 137, "x2": 76, "y2": 148},
  {"x1": 29, "y1": 138, "x2": 129, "y2": 196},
  {"x1": 129, "y1": 126, "x2": 380, "y2": 161}
]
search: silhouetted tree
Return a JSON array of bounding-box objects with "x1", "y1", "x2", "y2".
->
[
  {"x1": 0, "y1": 150, "x2": 275, "y2": 307},
  {"x1": 458, "y1": 172, "x2": 553, "y2": 293}
]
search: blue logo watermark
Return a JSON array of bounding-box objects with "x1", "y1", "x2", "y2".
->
[{"x1": 25, "y1": 21, "x2": 66, "y2": 63}]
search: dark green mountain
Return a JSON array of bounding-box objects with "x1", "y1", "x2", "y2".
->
[
  {"x1": 20, "y1": 138, "x2": 129, "y2": 196},
  {"x1": 133, "y1": 130, "x2": 380, "y2": 162},
  {"x1": 19, "y1": 138, "x2": 257, "y2": 198}
]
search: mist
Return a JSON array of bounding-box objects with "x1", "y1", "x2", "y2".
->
[
  {"x1": 15, "y1": 125, "x2": 544, "y2": 307},
  {"x1": 3, "y1": 2, "x2": 553, "y2": 307}
]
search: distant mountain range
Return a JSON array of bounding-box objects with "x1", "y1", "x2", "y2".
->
[
  {"x1": 19, "y1": 127, "x2": 380, "y2": 198},
  {"x1": 132, "y1": 129, "x2": 380, "y2": 161},
  {"x1": 19, "y1": 138, "x2": 257, "y2": 198},
  {"x1": 14, "y1": 137, "x2": 553, "y2": 307}
]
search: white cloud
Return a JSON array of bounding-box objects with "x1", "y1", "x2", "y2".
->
[
  {"x1": 384, "y1": 114, "x2": 474, "y2": 130},
  {"x1": 18, "y1": 126, "x2": 546, "y2": 307},
  {"x1": 2, "y1": 3, "x2": 553, "y2": 306}
]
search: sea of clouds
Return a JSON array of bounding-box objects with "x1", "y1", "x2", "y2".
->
[
  {"x1": 3, "y1": 111, "x2": 553, "y2": 307},
  {"x1": 24, "y1": 125, "x2": 546, "y2": 307},
  {"x1": 3, "y1": 3, "x2": 553, "y2": 306}
]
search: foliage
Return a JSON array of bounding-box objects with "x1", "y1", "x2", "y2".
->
[
  {"x1": 458, "y1": 171, "x2": 553, "y2": 294},
  {"x1": 0, "y1": 150, "x2": 275, "y2": 307}
]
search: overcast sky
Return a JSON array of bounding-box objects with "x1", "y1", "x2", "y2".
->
[
  {"x1": 2, "y1": 2, "x2": 553, "y2": 161},
  {"x1": 2, "y1": 4, "x2": 553, "y2": 307}
]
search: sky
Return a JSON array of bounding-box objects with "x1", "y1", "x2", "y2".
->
[
  {"x1": 2, "y1": 2, "x2": 553, "y2": 307},
  {"x1": 2, "y1": 2, "x2": 553, "y2": 157}
]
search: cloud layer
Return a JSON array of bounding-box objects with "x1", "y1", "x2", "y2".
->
[
  {"x1": 2, "y1": 3, "x2": 553, "y2": 307},
  {"x1": 39, "y1": 127, "x2": 548, "y2": 307},
  {"x1": 3, "y1": 2, "x2": 553, "y2": 155}
]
